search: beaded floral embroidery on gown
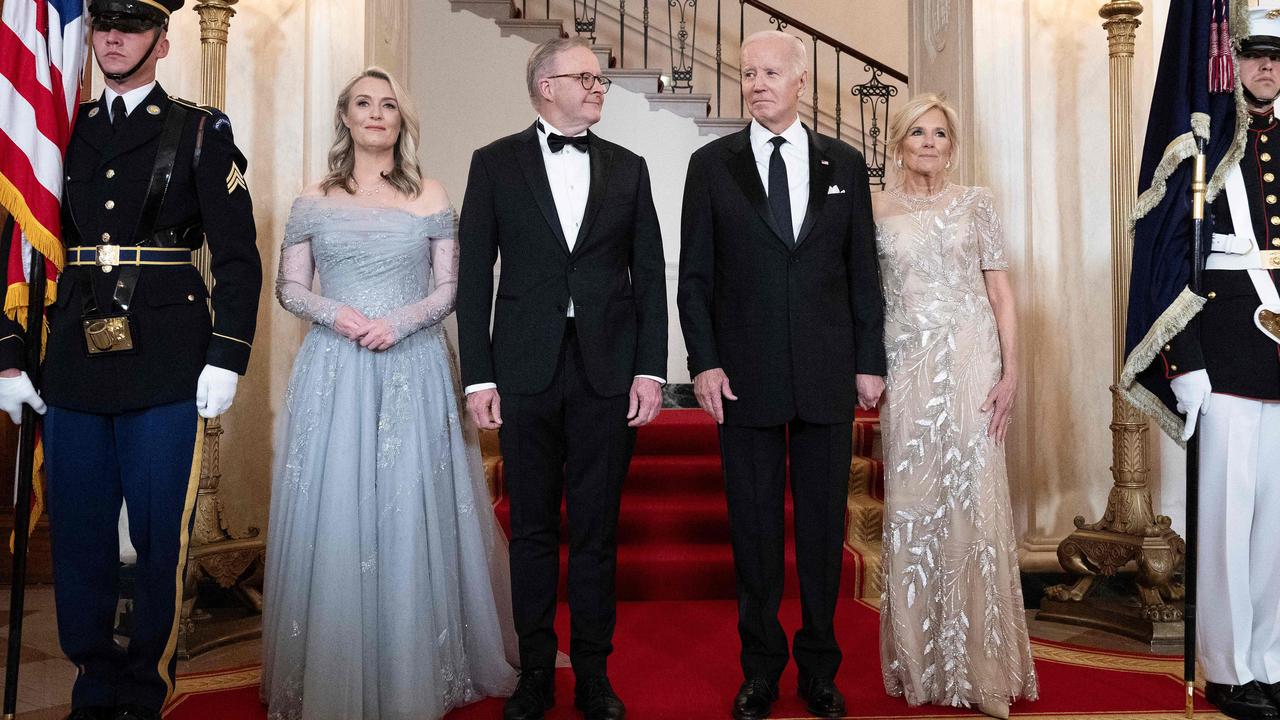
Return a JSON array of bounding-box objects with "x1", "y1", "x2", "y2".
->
[
  {"x1": 875, "y1": 184, "x2": 1038, "y2": 708},
  {"x1": 261, "y1": 195, "x2": 517, "y2": 720}
]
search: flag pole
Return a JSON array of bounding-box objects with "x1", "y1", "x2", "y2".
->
[
  {"x1": 2, "y1": 217, "x2": 48, "y2": 720},
  {"x1": 1184, "y1": 136, "x2": 1207, "y2": 719}
]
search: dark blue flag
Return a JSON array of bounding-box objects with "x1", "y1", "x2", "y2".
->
[{"x1": 1119, "y1": 0, "x2": 1246, "y2": 442}]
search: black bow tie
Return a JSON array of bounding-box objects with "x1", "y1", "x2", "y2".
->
[{"x1": 547, "y1": 132, "x2": 589, "y2": 153}]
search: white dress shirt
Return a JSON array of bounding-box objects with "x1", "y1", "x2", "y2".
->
[
  {"x1": 749, "y1": 115, "x2": 809, "y2": 239},
  {"x1": 104, "y1": 81, "x2": 158, "y2": 122},
  {"x1": 464, "y1": 118, "x2": 663, "y2": 395}
]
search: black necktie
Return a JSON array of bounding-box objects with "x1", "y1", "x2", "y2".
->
[
  {"x1": 547, "y1": 132, "x2": 589, "y2": 153},
  {"x1": 111, "y1": 96, "x2": 127, "y2": 132},
  {"x1": 768, "y1": 136, "x2": 794, "y2": 245}
]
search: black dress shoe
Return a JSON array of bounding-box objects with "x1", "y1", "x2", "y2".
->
[
  {"x1": 797, "y1": 675, "x2": 845, "y2": 719},
  {"x1": 1261, "y1": 681, "x2": 1280, "y2": 709},
  {"x1": 504, "y1": 667, "x2": 555, "y2": 720},
  {"x1": 574, "y1": 675, "x2": 626, "y2": 720},
  {"x1": 64, "y1": 708, "x2": 113, "y2": 720},
  {"x1": 732, "y1": 677, "x2": 777, "y2": 720},
  {"x1": 1206, "y1": 681, "x2": 1280, "y2": 720}
]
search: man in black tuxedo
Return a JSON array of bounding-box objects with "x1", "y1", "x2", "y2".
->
[
  {"x1": 678, "y1": 30, "x2": 886, "y2": 720},
  {"x1": 456, "y1": 37, "x2": 667, "y2": 720}
]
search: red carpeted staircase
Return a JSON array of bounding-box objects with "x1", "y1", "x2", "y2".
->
[{"x1": 493, "y1": 408, "x2": 882, "y2": 602}]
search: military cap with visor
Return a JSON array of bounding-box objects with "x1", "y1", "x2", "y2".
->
[
  {"x1": 89, "y1": 0, "x2": 183, "y2": 33},
  {"x1": 1242, "y1": 4, "x2": 1280, "y2": 57}
]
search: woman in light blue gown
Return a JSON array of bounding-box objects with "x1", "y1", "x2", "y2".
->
[{"x1": 261, "y1": 67, "x2": 518, "y2": 720}]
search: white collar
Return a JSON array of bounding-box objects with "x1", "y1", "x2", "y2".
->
[
  {"x1": 104, "y1": 81, "x2": 158, "y2": 119},
  {"x1": 749, "y1": 115, "x2": 806, "y2": 152},
  {"x1": 537, "y1": 116, "x2": 589, "y2": 139}
]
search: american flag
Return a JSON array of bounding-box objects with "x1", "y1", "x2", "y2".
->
[
  {"x1": 0, "y1": 0, "x2": 86, "y2": 540},
  {"x1": 0, "y1": 0, "x2": 84, "y2": 304}
]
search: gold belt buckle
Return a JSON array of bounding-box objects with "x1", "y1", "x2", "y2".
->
[
  {"x1": 1262, "y1": 250, "x2": 1280, "y2": 270},
  {"x1": 96, "y1": 244, "x2": 120, "y2": 273}
]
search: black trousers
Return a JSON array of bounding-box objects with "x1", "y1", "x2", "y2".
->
[
  {"x1": 499, "y1": 322, "x2": 636, "y2": 677},
  {"x1": 719, "y1": 417, "x2": 851, "y2": 683}
]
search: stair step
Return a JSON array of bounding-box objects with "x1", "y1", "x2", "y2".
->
[
  {"x1": 496, "y1": 490, "x2": 820, "y2": 546},
  {"x1": 846, "y1": 494, "x2": 884, "y2": 547},
  {"x1": 632, "y1": 409, "x2": 719, "y2": 455},
  {"x1": 494, "y1": 454, "x2": 727, "y2": 496},
  {"x1": 694, "y1": 116, "x2": 749, "y2": 137},
  {"x1": 524, "y1": 539, "x2": 863, "y2": 601},
  {"x1": 450, "y1": 0, "x2": 516, "y2": 21},
  {"x1": 605, "y1": 68, "x2": 663, "y2": 94},
  {"x1": 497, "y1": 494, "x2": 730, "y2": 546},
  {"x1": 644, "y1": 92, "x2": 711, "y2": 120},
  {"x1": 495, "y1": 17, "x2": 565, "y2": 43},
  {"x1": 591, "y1": 44, "x2": 614, "y2": 70},
  {"x1": 848, "y1": 455, "x2": 884, "y2": 499},
  {"x1": 846, "y1": 535, "x2": 884, "y2": 599}
]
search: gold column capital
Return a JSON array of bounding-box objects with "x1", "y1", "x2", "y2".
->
[
  {"x1": 194, "y1": 0, "x2": 238, "y2": 39},
  {"x1": 1100, "y1": 1, "x2": 1143, "y2": 58},
  {"x1": 193, "y1": 0, "x2": 236, "y2": 111}
]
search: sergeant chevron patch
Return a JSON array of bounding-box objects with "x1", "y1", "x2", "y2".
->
[{"x1": 225, "y1": 164, "x2": 247, "y2": 195}]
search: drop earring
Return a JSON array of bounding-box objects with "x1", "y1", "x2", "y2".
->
[
  {"x1": 945, "y1": 160, "x2": 952, "y2": 170},
  {"x1": 895, "y1": 157, "x2": 903, "y2": 169}
]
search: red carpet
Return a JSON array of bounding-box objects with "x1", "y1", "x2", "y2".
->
[
  {"x1": 164, "y1": 599, "x2": 1216, "y2": 719},
  {"x1": 163, "y1": 410, "x2": 1214, "y2": 718},
  {"x1": 492, "y1": 410, "x2": 880, "y2": 601}
]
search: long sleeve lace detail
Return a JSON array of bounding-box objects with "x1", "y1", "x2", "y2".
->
[
  {"x1": 385, "y1": 215, "x2": 458, "y2": 343},
  {"x1": 275, "y1": 199, "x2": 342, "y2": 327}
]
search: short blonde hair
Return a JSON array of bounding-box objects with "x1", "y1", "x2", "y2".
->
[
  {"x1": 741, "y1": 30, "x2": 807, "y2": 77},
  {"x1": 321, "y1": 67, "x2": 423, "y2": 198},
  {"x1": 887, "y1": 93, "x2": 961, "y2": 169}
]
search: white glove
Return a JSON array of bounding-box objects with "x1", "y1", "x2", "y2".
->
[
  {"x1": 1170, "y1": 369, "x2": 1212, "y2": 441},
  {"x1": 0, "y1": 372, "x2": 45, "y2": 424},
  {"x1": 195, "y1": 365, "x2": 239, "y2": 418}
]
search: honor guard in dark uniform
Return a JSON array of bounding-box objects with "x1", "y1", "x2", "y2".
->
[
  {"x1": 1149, "y1": 6, "x2": 1280, "y2": 719},
  {"x1": 0, "y1": 1, "x2": 261, "y2": 719}
]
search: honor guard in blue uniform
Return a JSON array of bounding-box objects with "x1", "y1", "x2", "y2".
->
[
  {"x1": 1136, "y1": 6, "x2": 1280, "y2": 719},
  {"x1": 0, "y1": 1, "x2": 261, "y2": 719}
]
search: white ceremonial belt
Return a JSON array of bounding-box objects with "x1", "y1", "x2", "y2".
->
[
  {"x1": 1205, "y1": 249, "x2": 1280, "y2": 271},
  {"x1": 1210, "y1": 232, "x2": 1261, "y2": 254}
]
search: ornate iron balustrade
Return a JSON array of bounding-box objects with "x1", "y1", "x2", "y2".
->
[{"x1": 522, "y1": 0, "x2": 907, "y2": 186}]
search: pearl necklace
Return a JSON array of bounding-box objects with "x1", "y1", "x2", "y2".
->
[{"x1": 354, "y1": 176, "x2": 388, "y2": 197}]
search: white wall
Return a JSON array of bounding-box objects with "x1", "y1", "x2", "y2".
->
[
  {"x1": 958, "y1": 0, "x2": 1182, "y2": 565},
  {"x1": 127, "y1": 0, "x2": 369, "y2": 536}
]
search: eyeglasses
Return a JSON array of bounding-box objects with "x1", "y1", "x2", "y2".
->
[{"x1": 545, "y1": 73, "x2": 613, "y2": 93}]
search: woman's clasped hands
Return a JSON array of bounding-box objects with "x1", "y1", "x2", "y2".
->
[{"x1": 334, "y1": 305, "x2": 398, "y2": 351}]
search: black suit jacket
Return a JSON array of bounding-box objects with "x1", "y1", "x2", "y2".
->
[
  {"x1": 28, "y1": 85, "x2": 262, "y2": 413},
  {"x1": 678, "y1": 124, "x2": 886, "y2": 427},
  {"x1": 457, "y1": 123, "x2": 667, "y2": 397}
]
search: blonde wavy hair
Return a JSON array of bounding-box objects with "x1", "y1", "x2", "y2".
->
[
  {"x1": 320, "y1": 67, "x2": 423, "y2": 198},
  {"x1": 886, "y1": 93, "x2": 961, "y2": 170}
]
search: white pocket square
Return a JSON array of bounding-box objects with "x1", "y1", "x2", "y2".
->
[{"x1": 827, "y1": 184, "x2": 846, "y2": 195}]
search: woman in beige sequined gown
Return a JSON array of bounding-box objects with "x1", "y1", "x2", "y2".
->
[{"x1": 874, "y1": 95, "x2": 1038, "y2": 719}]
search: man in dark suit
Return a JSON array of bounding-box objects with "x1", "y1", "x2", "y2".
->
[
  {"x1": 0, "y1": 2, "x2": 260, "y2": 719},
  {"x1": 678, "y1": 30, "x2": 886, "y2": 720},
  {"x1": 456, "y1": 36, "x2": 666, "y2": 720}
]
